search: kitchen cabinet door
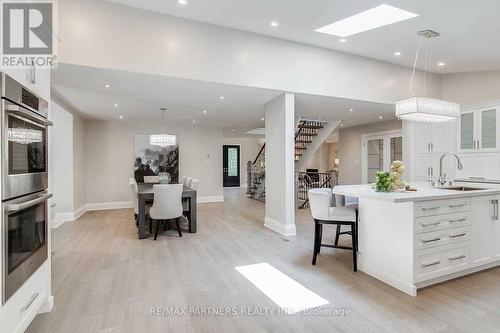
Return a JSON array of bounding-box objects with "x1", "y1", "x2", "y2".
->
[
  {"x1": 459, "y1": 111, "x2": 476, "y2": 152},
  {"x1": 413, "y1": 154, "x2": 433, "y2": 180},
  {"x1": 470, "y1": 195, "x2": 498, "y2": 267},
  {"x1": 413, "y1": 122, "x2": 433, "y2": 154},
  {"x1": 478, "y1": 108, "x2": 499, "y2": 151},
  {"x1": 431, "y1": 121, "x2": 457, "y2": 153}
]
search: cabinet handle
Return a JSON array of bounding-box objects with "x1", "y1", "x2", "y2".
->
[
  {"x1": 449, "y1": 203, "x2": 466, "y2": 208},
  {"x1": 421, "y1": 206, "x2": 440, "y2": 211},
  {"x1": 422, "y1": 260, "x2": 441, "y2": 268},
  {"x1": 448, "y1": 255, "x2": 466, "y2": 261},
  {"x1": 22, "y1": 292, "x2": 39, "y2": 312},
  {"x1": 449, "y1": 218, "x2": 467, "y2": 223},
  {"x1": 422, "y1": 222, "x2": 440, "y2": 227},
  {"x1": 449, "y1": 233, "x2": 467, "y2": 239},
  {"x1": 492, "y1": 200, "x2": 499, "y2": 221},
  {"x1": 422, "y1": 237, "x2": 441, "y2": 243},
  {"x1": 431, "y1": 142, "x2": 434, "y2": 152}
]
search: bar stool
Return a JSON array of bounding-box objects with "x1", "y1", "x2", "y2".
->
[{"x1": 308, "y1": 188, "x2": 358, "y2": 271}]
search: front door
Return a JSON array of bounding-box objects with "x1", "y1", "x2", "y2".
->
[{"x1": 223, "y1": 145, "x2": 240, "y2": 187}]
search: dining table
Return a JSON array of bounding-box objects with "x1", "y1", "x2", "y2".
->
[{"x1": 137, "y1": 183, "x2": 197, "y2": 239}]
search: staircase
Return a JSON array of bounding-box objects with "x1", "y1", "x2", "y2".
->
[{"x1": 247, "y1": 120, "x2": 335, "y2": 202}]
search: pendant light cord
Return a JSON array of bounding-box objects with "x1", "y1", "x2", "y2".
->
[{"x1": 409, "y1": 41, "x2": 422, "y2": 97}]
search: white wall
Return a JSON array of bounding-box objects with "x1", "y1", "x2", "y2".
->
[
  {"x1": 304, "y1": 142, "x2": 338, "y2": 172},
  {"x1": 73, "y1": 113, "x2": 86, "y2": 211},
  {"x1": 84, "y1": 120, "x2": 224, "y2": 204},
  {"x1": 338, "y1": 120, "x2": 402, "y2": 185},
  {"x1": 50, "y1": 101, "x2": 75, "y2": 217},
  {"x1": 264, "y1": 93, "x2": 296, "y2": 236},
  {"x1": 442, "y1": 70, "x2": 500, "y2": 106},
  {"x1": 222, "y1": 135, "x2": 263, "y2": 187},
  {"x1": 59, "y1": 0, "x2": 441, "y2": 105}
]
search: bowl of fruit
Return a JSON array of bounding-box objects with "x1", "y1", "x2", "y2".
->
[{"x1": 373, "y1": 161, "x2": 406, "y2": 193}]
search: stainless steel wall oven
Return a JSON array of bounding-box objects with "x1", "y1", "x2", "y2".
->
[{"x1": 1, "y1": 73, "x2": 52, "y2": 303}]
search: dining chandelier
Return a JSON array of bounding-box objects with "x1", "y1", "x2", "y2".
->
[{"x1": 149, "y1": 107, "x2": 177, "y2": 147}]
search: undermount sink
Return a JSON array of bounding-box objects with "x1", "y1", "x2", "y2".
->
[{"x1": 437, "y1": 186, "x2": 487, "y2": 191}]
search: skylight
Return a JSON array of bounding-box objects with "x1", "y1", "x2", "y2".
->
[
  {"x1": 236, "y1": 263, "x2": 329, "y2": 314},
  {"x1": 315, "y1": 4, "x2": 418, "y2": 37}
]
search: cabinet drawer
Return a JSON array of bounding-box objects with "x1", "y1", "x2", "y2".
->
[
  {"x1": 414, "y1": 212, "x2": 470, "y2": 234},
  {"x1": 414, "y1": 226, "x2": 470, "y2": 250},
  {"x1": 415, "y1": 242, "x2": 470, "y2": 283},
  {"x1": 414, "y1": 198, "x2": 470, "y2": 217}
]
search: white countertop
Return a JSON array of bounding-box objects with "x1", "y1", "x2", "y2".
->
[{"x1": 333, "y1": 182, "x2": 500, "y2": 203}]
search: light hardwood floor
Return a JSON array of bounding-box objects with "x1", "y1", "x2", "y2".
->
[{"x1": 28, "y1": 188, "x2": 500, "y2": 333}]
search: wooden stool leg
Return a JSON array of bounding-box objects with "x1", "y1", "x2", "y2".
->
[
  {"x1": 312, "y1": 222, "x2": 320, "y2": 265},
  {"x1": 175, "y1": 218, "x2": 183, "y2": 237},
  {"x1": 352, "y1": 223, "x2": 358, "y2": 272},
  {"x1": 334, "y1": 225, "x2": 341, "y2": 246},
  {"x1": 317, "y1": 224, "x2": 323, "y2": 254}
]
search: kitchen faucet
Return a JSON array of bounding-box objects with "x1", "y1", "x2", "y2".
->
[{"x1": 437, "y1": 153, "x2": 463, "y2": 186}]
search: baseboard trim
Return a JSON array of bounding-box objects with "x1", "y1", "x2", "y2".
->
[
  {"x1": 85, "y1": 201, "x2": 133, "y2": 211},
  {"x1": 51, "y1": 202, "x2": 132, "y2": 228},
  {"x1": 198, "y1": 195, "x2": 224, "y2": 203},
  {"x1": 38, "y1": 295, "x2": 54, "y2": 314},
  {"x1": 264, "y1": 216, "x2": 297, "y2": 236}
]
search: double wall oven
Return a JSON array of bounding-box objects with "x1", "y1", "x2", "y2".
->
[{"x1": 1, "y1": 73, "x2": 52, "y2": 303}]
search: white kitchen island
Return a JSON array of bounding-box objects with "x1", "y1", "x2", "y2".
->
[{"x1": 333, "y1": 183, "x2": 500, "y2": 296}]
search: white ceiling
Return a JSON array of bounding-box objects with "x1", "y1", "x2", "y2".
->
[
  {"x1": 107, "y1": 0, "x2": 500, "y2": 74},
  {"x1": 52, "y1": 64, "x2": 396, "y2": 134}
]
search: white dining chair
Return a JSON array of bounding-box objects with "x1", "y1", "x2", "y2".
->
[
  {"x1": 129, "y1": 178, "x2": 139, "y2": 218},
  {"x1": 149, "y1": 184, "x2": 184, "y2": 239},
  {"x1": 185, "y1": 177, "x2": 193, "y2": 187},
  {"x1": 180, "y1": 176, "x2": 187, "y2": 185},
  {"x1": 190, "y1": 179, "x2": 199, "y2": 191},
  {"x1": 129, "y1": 178, "x2": 151, "y2": 229},
  {"x1": 308, "y1": 188, "x2": 358, "y2": 271}
]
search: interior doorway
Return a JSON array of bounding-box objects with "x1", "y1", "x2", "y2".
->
[
  {"x1": 223, "y1": 145, "x2": 241, "y2": 187},
  {"x1": 361, "y1": 130, "x2": 403, "y2": 184}
]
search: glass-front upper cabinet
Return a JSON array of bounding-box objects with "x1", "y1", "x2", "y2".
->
[{"x1": 459, "y1": 107, "x2": 499, "y2": 152}]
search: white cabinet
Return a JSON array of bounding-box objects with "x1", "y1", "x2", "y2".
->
[
  {"x1": 403, "y1": 120, "x2": 457, "y2": 182},
  {"x1": 2, "y1": 63, "x2": 50, "y2": 101},
  {"x1": 459, "y1": 107, "x2": 500, "y2": 152},
  {"x1": 470, "y1": 195, "x2": 500, "y2": 267}
]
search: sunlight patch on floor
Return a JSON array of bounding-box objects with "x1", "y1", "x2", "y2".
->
[{"x1": 235, "y1": 263, "x2": 329, "y2": 314}]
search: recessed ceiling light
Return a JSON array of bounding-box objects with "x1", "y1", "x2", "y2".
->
[
  {"x1": 340, "y1": 123, "x2": 344, "y2": 127},
  {"x1": 178, "y1": 0, "x2": 187, "y2": 5},
  {"x1": 231, "y1": 129, "x2": 235, "y2": 132},
  {"x1": 113, "y1": 103, "x2": 118, "y2": 107},
  {"x1": 219, "y1": 96, "x2": 225, "y2": 100},
  {"x1": 203, "y1": 110, "x2": 208, "y2": 114},
  {"x1": 315, "y1": 4, "x2": 419, "y2": 37},
  {"x1": 119, "y1": 115, "x2": 124, "y2": 119},
  {"x1": 438, "y1": 62, "x2": 446, "y2": 66},
  {"x1": 379, "y1": 115, "x2": 383, "y2": 119},
  {"x1": 104, "y1": 84, "x2": 110, "y2": 88},
  {"x1": 349, "y1": 108, "x2": 353, "y2": 112},
  {"x1": 270, "y1": 21, "x2": 279, "y2": 27},
  {"x1": 339, "y1": 38, "x2": 347, "y2": 43},
  {"x1": 261, "y1": 117, "x2": 265, "y2": 121},
  {"x1": 244, "y1": 124, "x2": 248, "y2": 127},
  {"x1": 394, "y1": 51, "x2": 402, "y2": 56},
  {"x1": 192, "y1": 120, "x2": 196, "y2": 123}
]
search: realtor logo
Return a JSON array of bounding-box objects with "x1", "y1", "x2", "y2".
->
[
  {"x1": 1, "y1": 0, "x2": 57, "y2": 68},
  {"x1": 3, "y1": 1, "x2": 52, "y2": 54}
]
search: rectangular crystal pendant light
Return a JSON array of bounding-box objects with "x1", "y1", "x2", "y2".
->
[{"x1": 396, "y1": 97, "x2": 460, "y2": 122}]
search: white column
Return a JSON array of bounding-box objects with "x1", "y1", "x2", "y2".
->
[{"x1": 264, "y1": 92, "x2": 296, "y2": 236}]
